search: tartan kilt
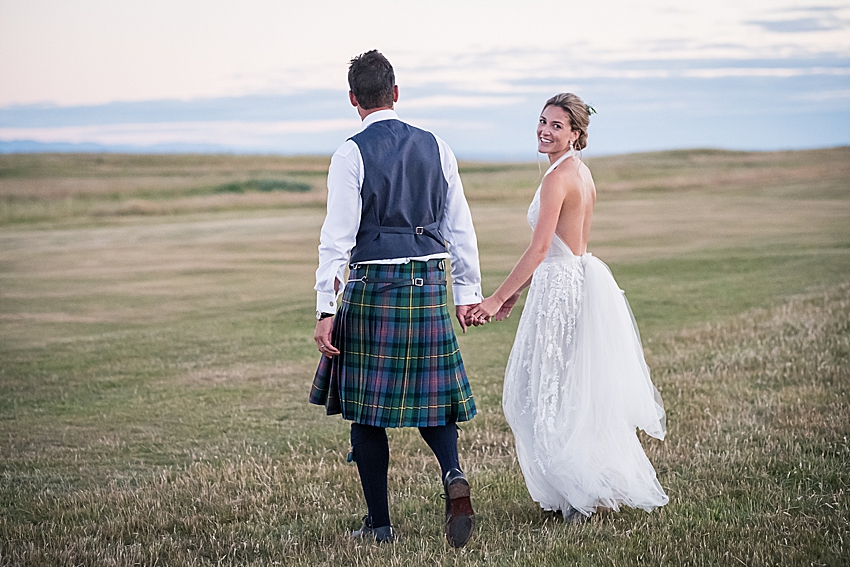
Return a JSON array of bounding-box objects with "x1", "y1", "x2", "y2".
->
[{"x1": 310, "y1": 260, "x2": 477, "y2": 428}]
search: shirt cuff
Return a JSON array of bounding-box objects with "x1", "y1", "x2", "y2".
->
[
  {"x1": 452, "y1": 284, "x2": 483, "y2": 306},
  {"x1": 316, "y1": 291, "x2": 338, "y2": 314}
]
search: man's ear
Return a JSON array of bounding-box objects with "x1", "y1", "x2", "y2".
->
[
  {"x1": 349, "y1": 91, "x2": 358, "y2": 108},
  {"x1": 392, "y1": 85, "x2": 399, "y2": 103}
]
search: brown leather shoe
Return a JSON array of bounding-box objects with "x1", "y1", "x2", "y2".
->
[{"x1": 443, "y1": 468, "x2": 474, "y2": 547}]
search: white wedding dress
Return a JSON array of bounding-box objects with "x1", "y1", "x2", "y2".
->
[{"x1": 503, "y1": 152, "x2": 668, "y2": 518}]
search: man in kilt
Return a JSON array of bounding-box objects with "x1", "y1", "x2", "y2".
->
[{"x1": 310, "y1": 50, "x2": 484, "y2": 547}]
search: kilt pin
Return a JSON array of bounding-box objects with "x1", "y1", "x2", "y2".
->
[{"x1": 310, "y1": 260, "x2": 477, "y2": 428}]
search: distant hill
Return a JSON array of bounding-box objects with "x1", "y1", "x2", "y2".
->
[{"x1": 0, "y1": 140, "x2": 234, "y2": 154}]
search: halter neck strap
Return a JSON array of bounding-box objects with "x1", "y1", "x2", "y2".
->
[{"x1": 544, "y1": 149, "x2": 577, "y2": 177}]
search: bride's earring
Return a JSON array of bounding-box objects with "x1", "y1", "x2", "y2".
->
[{"x1": 569, "y1": 140, "x2": 574, "y2": 151}]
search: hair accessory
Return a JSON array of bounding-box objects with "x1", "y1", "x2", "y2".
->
[{"x1": 586, "y1": 104, "x2": 597, "y2": 116}]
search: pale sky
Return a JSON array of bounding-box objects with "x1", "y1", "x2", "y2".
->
[{"x1": 1, "y1": 0, "x2": 848, "y2": 155}]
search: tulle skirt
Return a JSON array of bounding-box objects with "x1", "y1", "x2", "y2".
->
[{"x1": 503, "y1": 253, "x2": 668, "y2": 517}]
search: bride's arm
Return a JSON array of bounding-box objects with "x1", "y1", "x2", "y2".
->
[
  {"x1": 471, "y1": 173, "x2": 572, "y2": 320},
  {"x1": 492, "y1": 276, "x2": 531, "y2": 321}
]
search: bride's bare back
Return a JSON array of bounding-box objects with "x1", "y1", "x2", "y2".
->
[
  {"x1": 469, "y1": 92, "x2": 599, "y2": 324},
  {"x1": 547, "y1": 157, "x2": 596, "y2": 256}
]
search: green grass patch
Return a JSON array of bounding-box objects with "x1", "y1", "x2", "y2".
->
[{"x1": 211, "y1": 179, "x2": 311, "y2": 194}]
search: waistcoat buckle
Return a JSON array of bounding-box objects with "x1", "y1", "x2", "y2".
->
[{"x1": 415, "y1": 226, "x2": 424, "y2": 235}]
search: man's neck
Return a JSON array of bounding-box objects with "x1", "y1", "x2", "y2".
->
[{"x1": 358, "y1": 105, "x2": 394, "y2": 121}]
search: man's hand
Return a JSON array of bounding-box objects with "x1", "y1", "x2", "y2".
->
[
  {"x1": 455, "y1": 304, "x2": 476, "y2": 333},
  {"x1": 314, "y1": 317, "x2": 340, "y2": 357}
]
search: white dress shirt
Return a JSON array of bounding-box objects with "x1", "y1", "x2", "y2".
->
[{"x1": 315, "y1": 109, "x2": 482, "y2": 313}]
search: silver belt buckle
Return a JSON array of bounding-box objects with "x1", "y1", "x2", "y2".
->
[
  {"x1": 413, "y1": 278, "x2": 424, "y2": 286},
  {"x1": 415, "y1": 226, "x2": 424, "y2": 235}
]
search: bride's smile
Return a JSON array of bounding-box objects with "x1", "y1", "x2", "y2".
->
[{"x1": 537, "y1": 105, "x2": 579, "y2": 160}]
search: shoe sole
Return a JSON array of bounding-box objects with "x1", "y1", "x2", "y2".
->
[{"x1": 446, "y1": 479, "x2": 474, "y2": 548}]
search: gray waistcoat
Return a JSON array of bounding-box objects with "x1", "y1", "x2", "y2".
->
[{"x1": 348, "y1": 119, "x2": 449, "y2": 264}]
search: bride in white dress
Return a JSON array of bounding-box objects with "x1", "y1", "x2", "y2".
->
[{"x1": 468, "y1": 93, "x2": 668, "y2": 520}]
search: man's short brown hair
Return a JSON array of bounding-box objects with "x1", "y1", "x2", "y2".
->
[{"x1": 348, "y1": 50, "x2": 395, "y2": 110}]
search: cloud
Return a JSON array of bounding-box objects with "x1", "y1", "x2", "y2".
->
[
  {"x1": 794, "y1": 89, "x2": 850, "y2": 101},
  {"x1": 749, "y1": 5, "x2": 850, "y2": 34},
  {"x1": 751, "y1": 17, "x2": 845, "y2": 33},
  {"x1": 398, "y1": 95, "x2": 524, "y2": 110},
  {"x1": 681, "y1": 66, "x2": 850, "y2": 79},
  {"x1": 0, "y1": 119, "x2": 360, "y2": 148},
  {"x1": 402, "y1": 118, "x2": 490, "y2": 132}
]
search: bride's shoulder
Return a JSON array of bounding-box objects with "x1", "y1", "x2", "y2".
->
[
  {"x1": 582, "y1": 164, "x2": 597, "y2": 196},
  {"x1": 543, "y1": 160, "x2": 595, "y2": 205},
  {"x1": 578, "y1": 160, "x2": 595, "y2": 182},
  {"x1": 544, "y1": 158, "x2": 583, "y2": 189}
]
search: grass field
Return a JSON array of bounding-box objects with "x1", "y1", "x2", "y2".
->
[{"x1": 1, "y1": 148, "x2": 848, "y2": 566}]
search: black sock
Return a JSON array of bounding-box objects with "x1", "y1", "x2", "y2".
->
[
  {"x1": 350, "y1": 423, "x2": 391, "y2": 528},
  {"x1": 418, "y1": 422, "x2": 460, "y2": 481}
]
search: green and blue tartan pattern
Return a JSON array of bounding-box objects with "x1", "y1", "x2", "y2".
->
[{"x1": 310, "y1": 261, "x2": 477, "y2": 428}]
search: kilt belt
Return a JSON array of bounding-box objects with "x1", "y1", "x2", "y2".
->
[
  {"x1": 310, "y1": 259, "x2": 477, "y2": 428},
  {"x1": 349, "y1": 275, "x2": 447, "y2": 292}
]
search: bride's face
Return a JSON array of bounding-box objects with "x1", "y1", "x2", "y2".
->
[{"x1": 537, "y1": 105, "x2": 578, "y2": 155}]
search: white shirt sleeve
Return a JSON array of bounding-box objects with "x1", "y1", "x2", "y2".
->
[
  {"x1": 435, "y1": 135, "x2": 483, "y2": 305},
  {"x1": 315, "y1": 140, "x2": 363, "y2": 313}
]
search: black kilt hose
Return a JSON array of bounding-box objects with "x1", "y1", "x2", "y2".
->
[{"x1": 310, "y1": 260, "x2": 477, "y2": 428}]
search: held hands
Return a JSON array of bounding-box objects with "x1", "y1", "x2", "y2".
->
[
  {"x1": 458, "y1": 291, "x2": 521, "y2": 331},
  {"x1": 467, "y1": 295, "x2": 504, "y2": 324},
  {"x1": 456, "y1": 304, "x2": 491, "y2": 332}
]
